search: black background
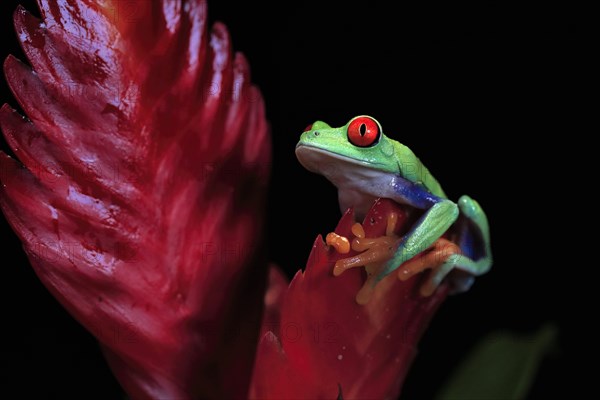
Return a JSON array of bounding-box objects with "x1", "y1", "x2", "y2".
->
[{"x1": 0, "y1": 1, "x2": 586, "y2": 399}]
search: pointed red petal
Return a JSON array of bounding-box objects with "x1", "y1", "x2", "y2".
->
[
  {"x1": 261, "y1": 265, "x2": 289, "y2": 336},
  {"x1": 1, "y1": 0, "x2": 269, "y2": 398},
  {"x1": 250, "y1": 199, "x2": 448, "y2": 399}
]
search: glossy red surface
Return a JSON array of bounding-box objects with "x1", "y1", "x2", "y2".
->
[
  {"x1": 250, "y1": 199, "x2": 448, "y2": 399},
  {"x1": 0, "y1": 2, "x2": 450, "y2": 399},
  {"x1": 0, "y1": 1, "x2": 269, "y2": 398}
]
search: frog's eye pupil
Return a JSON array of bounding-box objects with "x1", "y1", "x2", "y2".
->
[{"x1": 347, "y1": 116, "x2": 380, "y2": 147}]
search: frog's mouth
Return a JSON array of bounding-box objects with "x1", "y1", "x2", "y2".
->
[
  {"x1": 295, "y1": 145, "x2": 400, "y2": 219},
  {"x1": 295, "y1": 145, "x2": 387, "y2": 180}
]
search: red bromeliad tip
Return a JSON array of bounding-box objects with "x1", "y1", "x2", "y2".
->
[
  {"x1": 1, "y1": 1, "x2": 452, "y2": 399},
  {"x1": 251, "y1": 199, "x2": 448, "y2": 399},
  {"x1": 0, "y1": 1, "x2": 269, "y2": 398}
]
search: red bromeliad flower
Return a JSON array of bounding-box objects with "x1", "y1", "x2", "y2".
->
[
  {"x1": 1, "y1": 1, "x2": 454, "y2": 399},
  {"x1": 251, "y1": 199, "x2": 448, "y2": 399},
  {"x1": 0, "y1": 0, "x2": 269, "y2": 398}
]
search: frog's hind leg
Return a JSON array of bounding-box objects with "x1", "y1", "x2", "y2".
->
[
  {"x1": 456, "y1": 195, "x2": 491, "y2": 268},
  {"x1": 441, "y1": 195, "x2": 493, "y2": 292},
  {"x1": 398, "y1": 195, "x2": 493, "y2": 295}
]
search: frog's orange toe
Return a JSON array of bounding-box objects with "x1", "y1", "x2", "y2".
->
[{"x1": 326, "y1": 232, "x2": 350, "y2": 254}]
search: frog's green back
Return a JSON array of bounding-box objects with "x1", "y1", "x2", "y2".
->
[{"x1": 391, "y1": 140, "x2": 447, "y2": 199}]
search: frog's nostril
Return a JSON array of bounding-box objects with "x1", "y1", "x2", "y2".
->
[{"x1": 314, "y1": 131, "x2": 320, "y2": 136}]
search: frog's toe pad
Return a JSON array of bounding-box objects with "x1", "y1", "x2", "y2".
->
[
  {"x1": 458, "y1": 195, "x2": 482, "y2": 219},
  {"x1": 396, "y1": 238, "x2": 461, "y2": 296}
]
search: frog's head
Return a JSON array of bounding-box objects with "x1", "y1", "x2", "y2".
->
[{"x1": 295, "y1": 116, "x2": 399, "y2": 182}]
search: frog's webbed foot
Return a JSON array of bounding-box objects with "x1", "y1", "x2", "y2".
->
[
  {"x1": 408, "y1": 194, "x2": 492, "y2": 295},
  {"x1": 327, "y1": 213, "x2": 460, "y2": 303},
  {"x1": 328, "y1": 213, "x2": 400, "y2": 276},
  {"x1": 396, "y1": 238, "x2": 461, "y2": 296},
  {"x1": 326, "y1": 213, "x2": 401, "y2": 304}
]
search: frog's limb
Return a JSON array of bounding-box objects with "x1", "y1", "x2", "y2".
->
[
  {"x1": 395, "y1": 195, "x2": 492, "y2": 293},
  {"x1": 328, "y1": 214, "x2": 405, "y2": 304},
  {"x1": 396, "y1": 238, "x2": 461, "y2": 296},
  {"x1": 332, "y1": 219, "x2": 400, "y2": 277},
  {"x1": 455, "y1": 195, "x2": 492, "y2": 275},
  {"x1": 437, "y1": 195, "x2": 492, "y2": 292},
  {"x1": 377, "y1": 198, "x2": 459, "y2": 281}
]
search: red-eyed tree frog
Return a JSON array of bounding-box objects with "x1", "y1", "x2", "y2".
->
[{"x1": 295, "y1": 115, "x2": 492, "y2": 293}]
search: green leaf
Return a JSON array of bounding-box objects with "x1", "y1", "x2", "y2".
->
[{"x1": 436, "y1": 324, "x2": 558, "y2": 400}]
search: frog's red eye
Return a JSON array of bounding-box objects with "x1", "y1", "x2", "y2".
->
[
  {"x1": 347, "y1": 116, "x2": 380, "y2": 147},
  {"x1": 303, "y1": 123, "x2": 313, "y2": 132}
]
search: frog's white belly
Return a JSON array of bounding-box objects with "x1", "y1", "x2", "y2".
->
[
  {"x1": 296, "y1": 145, "x2": 402, "y2": 219},
  {"x1": 336, "y1": 170, "x2": 400, "y2": 219}
]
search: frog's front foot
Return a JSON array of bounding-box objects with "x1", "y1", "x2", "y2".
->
[
  {"x1": 396, "y1": 238, "x2": 461, "y2": 296},
  {"x1": 328, "y1": 213, "x2": 400, "y2": 277},
  {"x1": 327, "y1": 212, "x2": 460, "y2": 303},
  {"x1": 326, "y1": 213, "x2": 401, "y2": 304}
]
